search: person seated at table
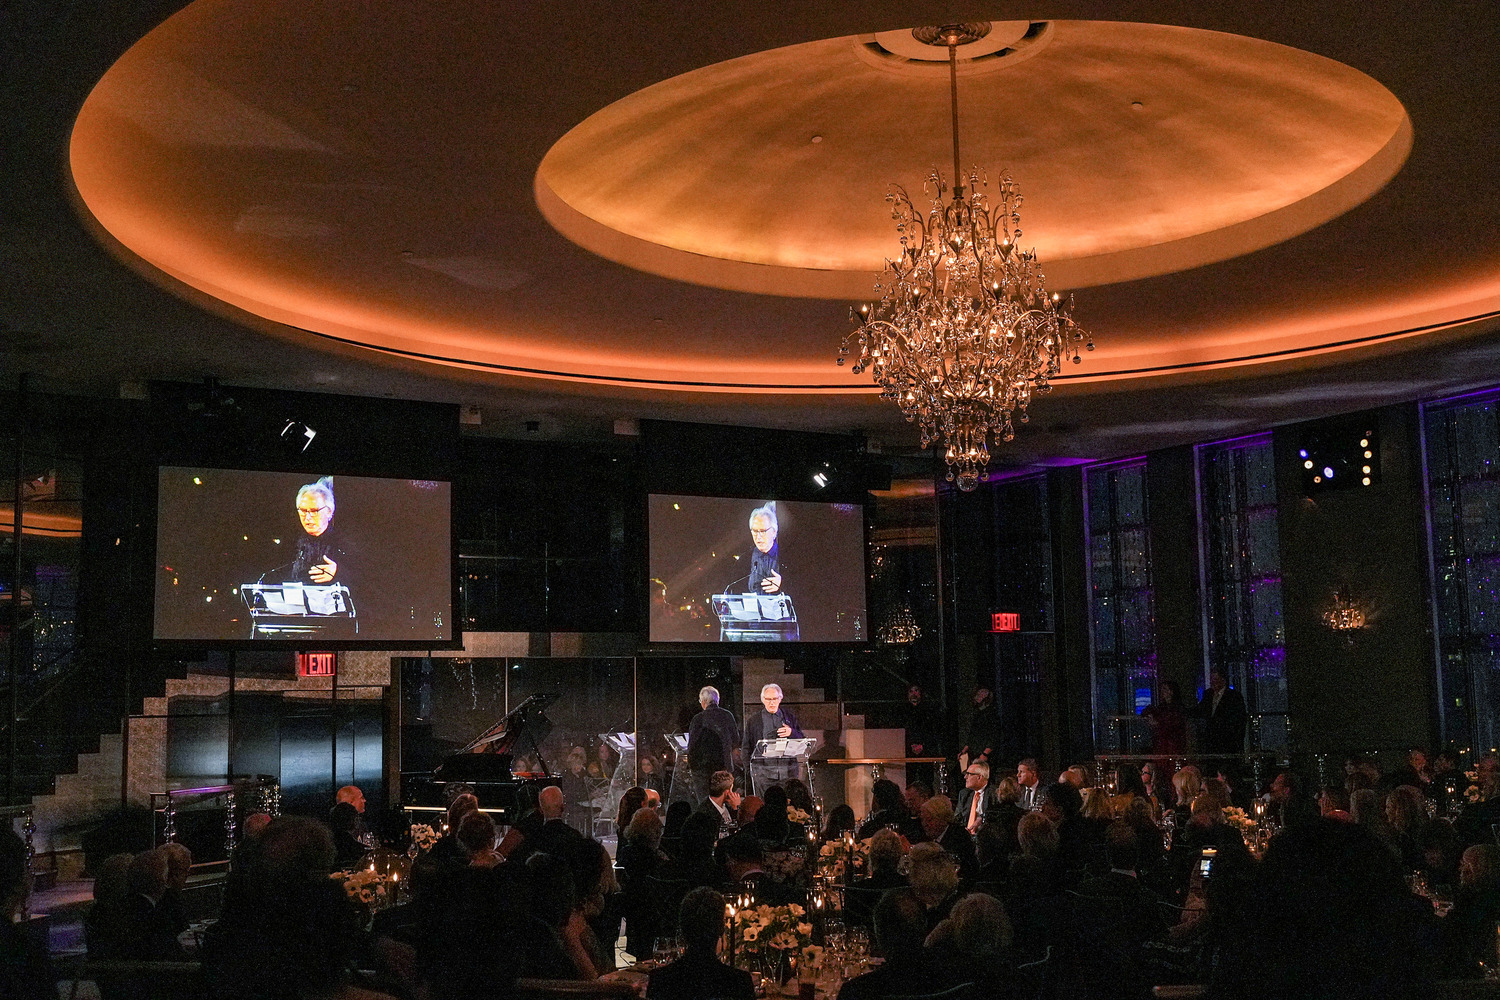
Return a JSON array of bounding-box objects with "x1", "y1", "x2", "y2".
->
[
  {"x1": 532, "y1": 785, "x2": 587, "y2": 861},
  {"x1": 617, "y1": 786, "x2": 649, "y2": 842},
  {"x1": 1443, "y1": 844, "x2": 1500, "y2": 977},
  {"x1": 1079, "y1": 822, "x2": 1171, "y2": 948},
  {"x1": 989, "y1": 776, "x2": 1027, "y2": 840},
  {"x1": 646, "y1": 887, "x2": 754, "y2": 1000},
  {"x1": 202, "y1": 817, "x2": 375, "y2": 1000},
  {"x1": 971, "y1": 820, "x2": 1013, "y2": 894},
  {"x1": 525, "y1": 851, "x2": 599, "y2": 980},
  {"x1": 1040, "y1": 781, "x2": 1094, "y2": 880},
  {"x1": 158, "y1": 842, "x2": 193, "y2": 938},
  {"x1": 662, "y1": 811, "x2": 723, "y2": 891},
  {"x1": 695, "y1": 770, "x2": 741, "y2": 828},
  {"x1": 859, "y1": 779, "x2": 923, "y2": 843},
  {"x1": 456, "y1": 810, "x2": 502, "y2": 868},
  {"x1": 0, "y1": 826, "x2": 52, "y2": 1000},
  {"x1": 564, "y1": 838, "x2": 619, "y2": 977},
  {"x1": 846, "y1": 829, "x2": 909, "y2": 928},
  {"x1": 1387, "y1": 784, "x2": 1432, "y2": 872},
  {"x1": 660, "y1": 799, "x2": 692, "y2": 859},
  {"x1": 924, "y1": 891, "x2": 1012, "y2": 992},
  {"x1": 329, "y1": 802, "x2": 369, "y2": 869},
  {"x1": 1170, "y1": 767, "x2": 1203, "y2": 828},
  {"x1": 95, "y1": 848, "x2": 190, "y2": 960},
  {"x1": 429, "y1": 792, "x2": 480, "y2": 868},
  {"x1": 919, "y1": 795, "x2": 978, "y2": 882},
  {"x1": 751, "y1": 785, "x2": 795, "y2": 846},
  {"x1": 620, "y1": 808, "x2": 669, "y2": 961},
  {"x1": 908, "y1": 842, "x2": 963, "y2": 931},
  {"x1": 838, "y1": 887, "x2": 948, "y2": 1000},
  {"x1": 721, "y1": 832, "x2": 799, "y2": 906},
  {"x1": 1008, "y1": 813, "x2": 1062, "y2": 903},
  {"x1": 737, "y1": 795, "x2": 764, "y2": 829},
  {"x1": 822, "y1": 804, "x2": 857, "y2": 842}
]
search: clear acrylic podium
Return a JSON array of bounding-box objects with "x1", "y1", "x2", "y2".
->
[
  {"x1": 600, "y1": 732, "x2": 636, "y2": 827},
  {"x1": 664, "y1": 733, "x2": 693, "y2": 808},
  {"x1": 749, "y1": 736, "x2": 817, "y2": 798}
]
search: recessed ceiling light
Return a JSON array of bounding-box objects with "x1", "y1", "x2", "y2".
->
[
  {"x1": 1131, "y1": 101, "x2": 1144, "y2": 111},
  {"x1": 811, "y1": 134, "x2": 823, "y2": 143}
]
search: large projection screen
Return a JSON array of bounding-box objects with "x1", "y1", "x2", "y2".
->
[
  {"x1": 648, "y1": 494, "x2": 866, "y2": 643},
  {"x1": 154, "y1": 467, "x2": 452, "y2": 644}
]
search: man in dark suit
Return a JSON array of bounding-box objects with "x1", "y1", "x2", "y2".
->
[
  {"x1": 688, "y1": 685, "x2": 741, "y2": 805},
  {"x1": 960, "y1": 686, "x2": 1001, "y2": 774},
  {"x1": 743, "y1": 682, "x2": 805, "y2": 793},
  {"x1": 957, "y1": 760, "x2": 1000, "y2": 835},
  {"x1": 531, "y1": 784, "x2": 584, "y2": 859},
  {"x1": 1197, "y1": 669, "x2": 1248, "y2": 755},
  {"x1": 918, "y1": 796, "x2": 978, "y2": 881},
  {"x1": 694, "y1": 770, "x2": 740, "y2": 829},
  {"x1": 646, "y1": 887, "x2": 754, "y2": 1000},
  {"x1": 837, "y1": 888, "x2": 949, "y2": 1000}
]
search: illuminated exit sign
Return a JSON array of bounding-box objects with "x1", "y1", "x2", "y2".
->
[
  {"x1": 990, "y1": 613, "x2": 1020, "y2": 632},
  {"x1": 298, "y1": 651, "x2": 337, "y2": 677}
]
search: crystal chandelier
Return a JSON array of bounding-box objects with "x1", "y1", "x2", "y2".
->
[
  {"x1": 1321, "y1": 589, "x2": 1366, "y2": 631},
  {"x1": 877, "y1": 606, "x2": 921, "y2": 645},
  {"x1": 839, "y1": 22, "x2": 1092, "y2": 491}
]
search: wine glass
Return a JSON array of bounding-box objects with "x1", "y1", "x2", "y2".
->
[{"x1": 653, "y1": 935, "x2": 674, "y2": 967}]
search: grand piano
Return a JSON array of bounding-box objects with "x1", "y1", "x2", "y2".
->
[{"x1": 405, "y1": 692, "x2": 558, "y2": 821}]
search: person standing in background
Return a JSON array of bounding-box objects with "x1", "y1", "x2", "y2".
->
[{"x1": 687, "y1": 686, "x2": 740, "y2": 805}]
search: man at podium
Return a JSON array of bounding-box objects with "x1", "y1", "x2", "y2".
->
[
  {"x1": 746, "y1": 503, "x2": 785, "y2": 595},
  {"x1": 745, "y1": 683, "x2": 806, "y2": 793}
]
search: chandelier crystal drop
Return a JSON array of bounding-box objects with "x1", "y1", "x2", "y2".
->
[{"x1": 838, "y1": 22, "x2": 1092, "y2": 491}]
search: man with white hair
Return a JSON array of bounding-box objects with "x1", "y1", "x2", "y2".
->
[
  {"x1": 687, "y1": 685, "x2": 740, "y2": 806},
  {"x1": 743, "y1": 682, "x2": 805, "y2": 792}
]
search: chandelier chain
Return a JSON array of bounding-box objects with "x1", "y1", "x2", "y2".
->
[{"x1": 838, "y1": 22, "x2": 1094, "y2": 491}]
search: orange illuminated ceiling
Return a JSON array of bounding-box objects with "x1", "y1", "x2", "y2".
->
[{"x1": 46, "y1": 2, "x2": 1500, "y2": 448}]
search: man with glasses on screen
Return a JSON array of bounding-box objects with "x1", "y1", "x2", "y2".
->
[
  {"x1": 292, "y1": 476, "x2": 346, "y2": 585},
  {"x1": 747, "y1": 503, "x2": 784, "y2": 594}
]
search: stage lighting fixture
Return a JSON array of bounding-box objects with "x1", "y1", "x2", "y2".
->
[
  {"x1": 813, "y1": 462, "x2": 831, "y2": 488},
  {"x1": 1299, "y1": 424, "x2": 1379, "y2": 493},
  {"x1": 279, "y1": 420, "x2": 317, "y2": 453}
]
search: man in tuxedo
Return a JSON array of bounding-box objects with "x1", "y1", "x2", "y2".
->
[
  {"x1": 646, "y1": 887, "x2": 754, "y2": 1000},
  {"x1": 957, "y1": 760, "x2": 1000, "y2": 835},
  {"x1": 918, "y1": 796, "x2": 978, "y2": 881},
  {"x1": 743, "y1": 683, "x2": 805, "y2": 793},
  {"x1": 1017, "y1": 758, "x2": 1043, "y2": 812},
  {"x1": 694, "y1": 770, "x2": 740, "y2": 828},
  {"x1": 688, "y1": 685, "x2": 741, "y2": 805},
  {"x1": 1197, "y1": 669, "x2": 1248, "y2": 755}
]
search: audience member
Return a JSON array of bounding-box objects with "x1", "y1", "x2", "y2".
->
[
  {"x1": 846, "y1": 829, "x2": 908, "y2": 927},
  {"x1": 957, "y1": 760, "x2": 999, "y2": 835},
  {"x1": 858, "y1": 779, "x2": 920, "y2": 842},
  {"x1": 822, "y1": 804, "x2": 857, "y2": 842},
  {"x1": 1444, "y1": 844, "x2": 1500, "y2": 977},
  {"x1": 456, "y1": 810, "x2": 501, "y2": 868},
  {"x1": 532, "y1": 785, "x2": 586, "y2": 859},
  {"x1": 1017, "y1": 759, "x2": 1043, "y2": 811},
  {"x1": 838, "y1": 888, "x2": 943, "y2": 999},
  {"x1": 616, "y1": 786, "x2": 648, "y2": 841},
  {"x1": 646, "y1": 887, "x2": 753, "y2": 1000},
  {"x1": 0, "y1": 826, "x2": 52, "y2": 1000},
  {"x1": 919, "y1": 795, "x2": 978, "y2": 880},
  {"x1": 908, "y1": 842, "x2": 963, "y2": 929},
  {"x1": 925, "y1": 891, "x2": 1012, "y2": 986},
  {"x1": 697, "y1": 770, "x2": 740, "y2": 827}
]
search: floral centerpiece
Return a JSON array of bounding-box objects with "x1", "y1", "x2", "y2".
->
[
  {"x1": 1223, "y1": 806, "x2": 1257, "y2": 835},
  {"x1": 733, "y1": 904, "x2": 813, "y2": 984},
  {"x1": 409, "y1": 823, "x2": 439, "y2": 852},
  {"x1": 333, "y1": 867, "x2": 385, "y2": 909},
  {"x1": 787, "y1": 805, "x2": 812, "y2": 826},
  {"x1": 817, "y1": 836, "x2": 869, "y2": 881}
]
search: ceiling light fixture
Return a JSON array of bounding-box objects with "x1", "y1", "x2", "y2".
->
[{"x1": 839, "y1": 22, "x2": 1092, "y2": 491}]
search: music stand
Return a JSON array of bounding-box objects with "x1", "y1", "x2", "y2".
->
[
  {"x1": 710, "y1": 592, "x2": 800, "y2": 642},
  {"x1": 600, "y1": 732, "x2": 636, "y2": 832},
  {"x1": 749, "y1": 736, "x2": 818, "y2": 798},
  {"x1": 664, "y1": 733, "x2": 692, "y2": 808}
]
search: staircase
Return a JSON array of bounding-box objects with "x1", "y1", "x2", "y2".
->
[{"x1": 740, "y1": 658, "x2": 907, "y2": 818}]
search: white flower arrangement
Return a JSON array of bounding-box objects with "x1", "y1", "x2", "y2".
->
[
  {"x1": 732, "y1": 903, "x2": 811, "y2": 960},
  {"x1": 1222, "y1": 806, "x2": 1257, "y2": 834},
  {"x1": 409, "y1": 823, "x2": 439, "y2": 851},
  {"x1": 333, "y1": 867, "x2": 384, "y2": 908},
  {"x1": 787, "y1": 805, "x2": 812, "y2": 825}
]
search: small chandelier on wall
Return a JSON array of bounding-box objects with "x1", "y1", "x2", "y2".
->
[{"x1": 839, "y1": 22, "x2": 1092, "y2": 492}]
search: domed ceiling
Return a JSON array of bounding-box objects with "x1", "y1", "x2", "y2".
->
[{"x1": 9, "y1": 2, "x2": 1500, "y2": 458}]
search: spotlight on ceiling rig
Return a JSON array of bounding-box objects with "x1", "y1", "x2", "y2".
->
[{"x1": 279, "y1": 420, "x2": 317, "y2": 454}]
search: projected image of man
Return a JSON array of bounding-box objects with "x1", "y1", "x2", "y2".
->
[
  {"x1": 747, "y1": 503, "x2": 784, "y2": 595},
  {"x1": 291, "y1": 476, "x2": 348, "y2": 586}
]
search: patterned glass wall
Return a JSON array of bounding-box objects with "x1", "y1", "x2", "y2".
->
[
  {"x1": 1197, "y1": 434, "x2": 1288, "y2": 749},
  {"x1": 1423, "y1": 389, "x2": 1500, "y2": 753},
  {"x1": 1085, "y1": 458, "x2": 1156, "y2": 753}
]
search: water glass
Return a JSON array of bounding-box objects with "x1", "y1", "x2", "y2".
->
[{"x1": 654, "y1": 936, "x2": 674, "y2": 966}]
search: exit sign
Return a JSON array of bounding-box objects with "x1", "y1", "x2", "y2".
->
[
  {"x1": 298, "y1": 651, "x2": 337, "y2": 677},
  {"x1": 990, "y1": 613, "x2": 1020, "y2": 632}
]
